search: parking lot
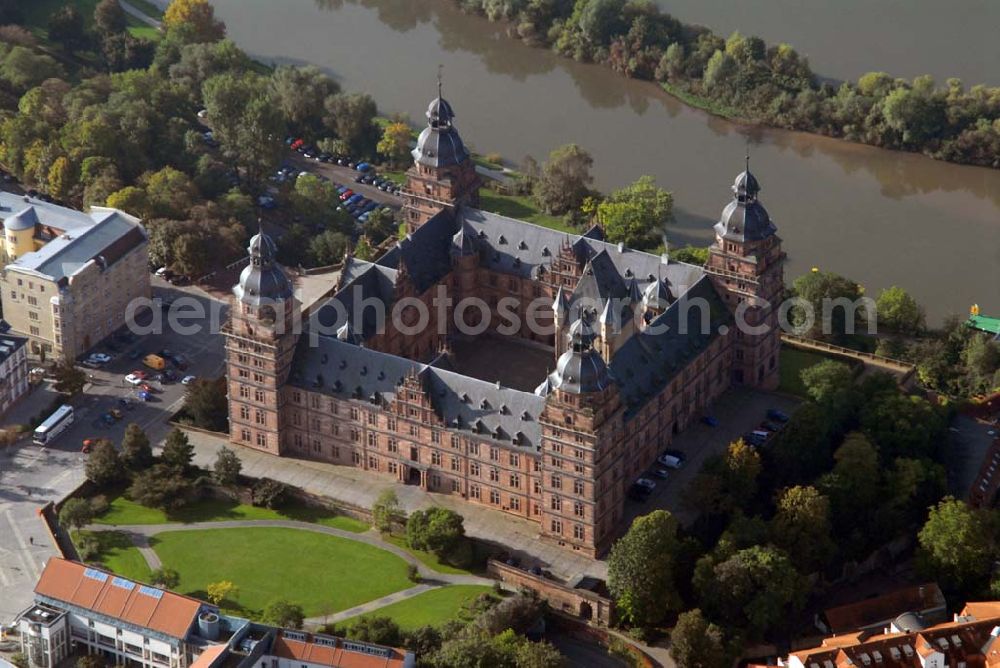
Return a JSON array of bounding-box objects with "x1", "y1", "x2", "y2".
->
[
  {"x1": 620, "y1": 387, "x2": 800, "y2": 528},
  {"x1": 0, "y1": 280, "x2": 227, "y2": 621}
]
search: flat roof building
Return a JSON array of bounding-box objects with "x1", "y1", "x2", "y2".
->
[{"x1": 0, "y1": 192, "x2": 150, "y2": 360}]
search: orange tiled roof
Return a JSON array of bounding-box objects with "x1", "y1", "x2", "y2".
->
[
  {"x1": 34, "y1": 558, "x2": 201, "y2": 640},
  {"x1": 964, "y1": 602, "x2": 1000, "y2": 620},
  {"x1": 190, "y1": 643, "x2": 229, "y2": 668},
  {"x1": 271, "y1": 631, "x2": 409, "y2": 668},
  {"x1": 823, "y1": 584, "x2": 945, "y2": 634}
]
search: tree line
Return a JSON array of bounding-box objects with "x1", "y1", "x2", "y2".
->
[
  {"x1": 606, "y1": 360, "x2": 955, "y2": 662},
  {"x1": 453, "y1": 0, "x2": 1000, "y2": 168},
  {"x1": 0, "y1": 0, "x2": 390, "y2": 276}
]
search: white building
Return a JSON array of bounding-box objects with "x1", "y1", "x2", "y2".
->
[
  {"x1": 18, "y1": 559, "x2": 415, "y2": 668},
  {"x1": 0, "y1": 329, "x2": 28, "y2": 417}
]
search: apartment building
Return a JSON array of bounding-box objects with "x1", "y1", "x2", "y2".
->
[
  {"x1": 0, "y1": 192, "x2": 149, "y2": 360},
  {"x1": 17, "y1": 558, "x2": 414, "y2": 668},
  {"x1": 0, "y1": 326, "x2": 28, "y2": 417}
]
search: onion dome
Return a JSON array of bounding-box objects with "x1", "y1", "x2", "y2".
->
[
  {"x1": 547, "y1": 312, "x2": 611, "y2": 394},
  {"x1": 714, "y1": 160, "x2": 777, "y2": 243},
  {"x1": 412, "y1": 78, "x2": 470, "y2": 169},
  {"x1": 234, "y1": 225, "x2": 292, "y2": 306},
  {"x1": 427, "y1": 96, "x2": 455, "y2": 126},
  {"x1": 567, "y1": 316, "x2": 596, "y2": 345}
]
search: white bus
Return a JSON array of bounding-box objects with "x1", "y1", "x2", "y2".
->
[{"x1": 33, "y1": 405, "x2": 74, "y2": 446}]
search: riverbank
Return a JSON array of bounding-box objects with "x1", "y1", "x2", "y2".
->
[{"x1": 448, "y1": 0, "x2": 1000, "y2": 170}]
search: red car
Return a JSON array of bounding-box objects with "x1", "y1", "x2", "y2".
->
[
  {"x1": 338, "y1": 189, "x2": 354, "y2": 201},
  {"x1": 130, "y1": 369, "x2": 148, "y2": 379},
  {"x1": 291, "y1": 138, "x2": 304, "y2": 150},
  {"x1": 82, "y1": 438, "x2": 95, "y2": 454}
]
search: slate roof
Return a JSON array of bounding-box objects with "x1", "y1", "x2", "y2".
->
[
  {"x1": 377, "y1": 210, "x2": 455, "y2": 292},
  {"x1": 608, "y1": 275, "x2": 732, "y2": 417},
  {"x1": 313, "y1": 258, "x2": 397, "y2": 340},
  {"x1": 290, "y1": 336, "x2": 545, "y2": 449},
  {"x1": 0, "y1": 192, "x2": 98, "y2": 233},
  {"x1": 7, "y1": 207, "x2": 146, "y2": 284}
]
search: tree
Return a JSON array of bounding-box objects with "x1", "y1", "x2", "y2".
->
[
  {"x1": 101, "y1": 32, "x2": 156, "y2": 73},
  {"x1": 476, "y1": 594, "x2": 545, "y2": 636},
  {"x1": 106, "y1": 185, "x2": 150, "y2": 217},
  {"x1": 670, "y1": 608, "x2": 734, "y2": 668},
  {"x1": 161, "y1": 428, "x2": 195, "y2": 470},
  {"x1": 364, "y1": 207, "x2": 397, "y2": 245},
  {"x1": 790, "y1": 270, "x2": 866, "y2": 341},
  {"x1": 875, "y1": 286, "x2": 924, "y2": 335},
  {"x1": 695, "y1": 545, "x2": 804, "y2": 638},
  {"x1": 345, "y1": 616, "x2": 403, "y2": 647},
  {"x1": 689, "y1": 439, "x2": 761, "y2": 516},
  {"x1": 861, "y1": 393, "x2": 945, "y2": 461},
  {"x1": 163, "y1": 0, "x2": 226, "y2": 43},
  {"x1": 533, "y1": 143, "x2": 593, "y2": 215},
  {"x1": 263, "y1": 599, "x2": 305, "y2": 629},
  {"x1": 269, "y1": 65, "x2": 339, "y2": 132},
  {"x1": 121, "y1": 423, "x2": 153, "y2": 470},
  {"x1": 150, "y1": 567, "x2": 180, "y2": 589},
  {"x1": 308, "y1": 230, "x2": 349, "y2": 267},
  {"x1": 141, "y1": 166, "x2": 198, "y2": 219},
  {"x1": 817, "y1": 432, "x2": 881, "y2": 544},
  {"x1": 184, "y1": 377, "x2": 229, "y2": 432},
  {"x1": 95, "y1": 0, "x2": 128, "y2": 35},
  {"x1": 770, "y1": 486, "x2": 835, "y2": 572},
  {"x1": 918, "y1": 497, "x2": 997, "y2": 593},
  {"x1": 128, "y1": 464, "x2": 195, "y2": 510},
  {"x1": 372, "y1": 489, "x2": 401, "y2": 533},
  {"x1": 59, "y1": 497, "x2": 95, "y2": 530},
  {"x1": 48, "y1": 6, "x2": 88, "y2": 53},
  {"x1": 48, "y1": 156, "x2": 74, "y2": 201},
  {"x1": 52, "y1": 360, "x2": 87, "y2": 396},
  {"x1": 800, "y1": 359, "x2": 855, "y2": 406},
  {"x1": 672, "y1": 245, "x2": 709, "y2": 265},
  {"x1": 597, "y1": 175, "x2": 673, "y2": 250},
  {"x1": 607, "y1": 510, "x2": 681, "y2": 627},
  {"x1": 323, "y1": 92, "x2": 378, "y2": 155},
  {"x1": 252, "y1": 478, "x2": 289, "y2": 509},
  {"x1": 213, "y1": 447, "x2": 242, "y2": 486},
  {"x1": 377, "y1": 121, "x2": 412, "y2": 167},
  {"x1": 291, "y1": 173, "x2": 346, "y2": 230},
  {"x1": 85, "y1": 440, "x2": 125, "y2": 487},
  {"x1": 405, "y1": 507, "x2": 466, "y2": 563},
  {"x1": 0, "y1": 47, "x2": 64, "y2": 91},
  {"x1": 76, "y1": 655, "x2": 105, "y2": 668},
  {"x1": 206, "y1": 580, "x2": 238, "y2": 605}
]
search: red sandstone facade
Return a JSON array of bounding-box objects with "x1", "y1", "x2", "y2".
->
[{"x1": 224, "y1": 95, "x2": 783, "y2": 558}]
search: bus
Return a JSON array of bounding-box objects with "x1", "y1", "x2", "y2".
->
[{"x1": 33, "y1": 405, "x2": 74, "y2": 446}]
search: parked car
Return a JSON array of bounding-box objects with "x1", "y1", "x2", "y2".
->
[
  {"x1": 171, "y1": 355, "x2": 189, "y2": 370},
  {"x1": 767, "y1": 408, "x2": 790, "y2": 423},
  {"x1": 124, "y1": 373, "x2": 144, "y2": 386},
  {"x1": 635, "y1": 477, "x2": 657, "y2": 491},
  {"x1": 339, "y1": 190, "x2": 355, "y2": 202},
  {"x1": 651, "y1": 468, "x2": 670, "y2": 480},
  {"x1": 181, "y1": 375, "x2": 197, "y2": 385},
  {"x1": 81, "y1": 438, "x2": 96, "y2": 454},
  {"x1": 88, "y1": 353, "x2": 112, "y2": 364},
  {"x1": 196, "y1": 109, "x2": 208, "y2": 119},
  {"x1": 657, "y1": 453, "x2": 684, "y2": 469}
]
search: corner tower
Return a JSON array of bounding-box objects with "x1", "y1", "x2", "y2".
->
[
  {"x1": 225, "y1": 225, "x2": 300, "y2": 454},
  {"x1": 402, "y1": 78, "x2": 481, "y2": 232},
  {"x1": 705, "y1": 159, "x2": 784, "y2": 389}
]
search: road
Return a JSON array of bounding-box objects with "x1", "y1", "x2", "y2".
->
[{"x1": 0, "y1": 279, "x2": 227, "y2": 622}]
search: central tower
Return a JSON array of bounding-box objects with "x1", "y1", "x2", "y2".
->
[{"x1": 402, "y1": 78, "x2": 481, "y2": 232}]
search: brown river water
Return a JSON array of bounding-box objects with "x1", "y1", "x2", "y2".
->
[{"x1": 209, "y1": 0, "x2": 1000, "y2": 324}]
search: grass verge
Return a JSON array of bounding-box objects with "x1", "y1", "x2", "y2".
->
[
  {"x1": 73, "y1": 530, "x2": 153, "y2": 583},
  {"x1": 93, "y1": 492, "x2": 369, "y2": 533},
  {"x1": 339, "y1": 585, "x2": 492, "y2": 630},
  {"x1": 778, "y1": 346, "x2": 832, "y2": 397},
  {"x1": 383, "y1": 534, "x2": 475, "y2": 576},
  {"x1": 151, "y1": 527, "x2": 411, "y2": 617},
  {"x1": 478, "y1": 190, "x2": 575, "y2": 233}
]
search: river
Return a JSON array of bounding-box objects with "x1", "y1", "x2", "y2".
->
[{"x1": 209, "y1": 0, "x2": 1000, "y2": 324}]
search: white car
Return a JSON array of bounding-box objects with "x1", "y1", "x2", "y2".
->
[
  {"x1": 657, "y1": 454, "x2": 684, "y2": 469},
  {"x1": 124, "y1": 374, "x2": 144, "y2": 386},
  {"x1": 88, "y1": 353, "x2": 112, "y2": 364},
  {"x1": 30, "y1": 367, "x2": 46, "y2": 376},
  {"x1": 181, "y1": 375, "x2": 197, "y2": 386},
  {"x1": 197, "y1": 109, "x2": 208, "y2": 119},
  {"x1": 635, "y1": 477, "x2": 657, "y2": 491}
]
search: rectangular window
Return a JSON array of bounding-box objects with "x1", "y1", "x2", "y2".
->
[
  {"x1": 574, "y1": 501, "x2": 585, "y2": 517},
  {"x1": 431, "y1": 431, "x2": 440, "y2": 444},
  {"x1": 451, "y1": 457, "x2": 460, "y2": 471},
  {"x1": 256, "y1": 433, "x2": 266, "y2": 447},
  {"x1": 510, "y1": 453, "x2": 519, "y2": 467},
  {"x1": 489, "y1": 468, "x2": 499, "y2": 482},
  {"x1": 510, "y1": 497, "x2": 520, "y2": 511},
  {"x1": 490, "y1": 490, "x2": 500, "y2": 505},
  {"x1": 431, "y1": 451, "x2": 441, "y2": 466},
  {"x1": 574, "y1": 479, "x2": 584, "y2": 495},
  {"x1": 573, "y1": 524, "x2": 585, "y2": 541},
  {"x1": 388, "y1": 438, "x2": 399, "y2": 454},
  {"x1": 551, "y1": 475, "x2": 562, "y2": 490},
  {"x1": 470, "y1": 462, "x2": 480, "y2": 476},
  {"x1": 510, "y1": 473, "x2": 520, "y2": 489},
  {"x1": 550, "y1": 496, "x2": 561, "y2": 511},
  {"x1": 550, "y1": 519, "x2": 562, "y2": 534},
  {"x1": 470, "y1": 484, "x2": 481, "y2": 500},
  {"x1": 490, "y1": 447, "x2": 500, "y2": 461}
]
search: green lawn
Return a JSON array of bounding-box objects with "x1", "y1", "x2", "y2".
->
[
  {"x1": 93, "y1": 493, "x2": 369, "y2": 533},
  {"x1": 778, "y1": 346, "x2": 831, "y2": 397},
  {"x1": 478, "y1": 190, "x2": 576, "y2": 233},
  {"x1": 151, "y1": 527, "x2": 412, "y2": 617},
  {"x1": 383, "y1": 534, "x2": 474, "y2": 576},
  {"x1": 340, "y1": 585, "x2": 492, "y2": 630},
  {"x1": 74, "y1": 530, "x2": 153, "y2": 583}
]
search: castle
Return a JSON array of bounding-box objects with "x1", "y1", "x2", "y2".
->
[{"x1": 224, "y1": 90, "x2": 784, "y2": 557}]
